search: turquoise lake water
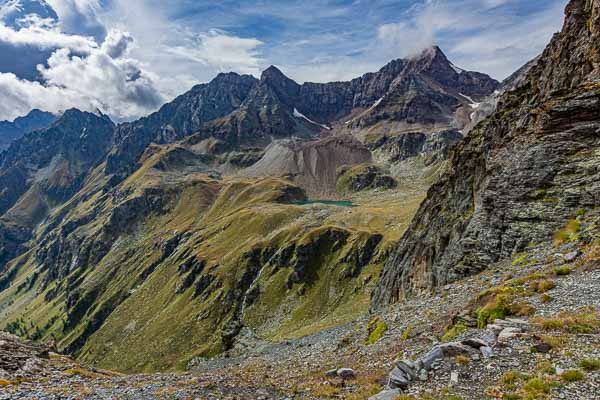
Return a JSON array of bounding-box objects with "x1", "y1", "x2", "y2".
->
[{"x1": 292, "y1": 200, "x2": 355, "y2": 207}]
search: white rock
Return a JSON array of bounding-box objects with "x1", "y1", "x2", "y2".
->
[{"x1": 450, "y1": 371, "x2": 459, "y2": 383}]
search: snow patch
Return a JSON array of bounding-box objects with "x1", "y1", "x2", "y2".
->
[
  {"x1": 369, "y1": 97, "x2": 384, "y2": 111},
  {"x1": 450, "y1": 63, "x2": 464, "y2": 74},
  {"x1": 293, "y1": 108, "x2": 331, "y2": 130},
  {"x1": 344, "y1": 96, "x2": 384, "y2": 125},
  {"x1": 459, "y1": 93, "x2": 481, "y2": 110}
]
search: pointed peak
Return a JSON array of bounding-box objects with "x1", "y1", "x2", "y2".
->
[
  {"x1": 259, "y1": 65, "x2": 299, "y2": 99},
  {"x1": 417, "y1": 45, "x2": 449, "y2": 63},
  {"x1": 261, "y1": 65, "x2": 289, "y2": 82}
]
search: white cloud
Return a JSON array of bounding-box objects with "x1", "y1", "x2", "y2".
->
[
  {"x1": 98, "y1": 0, "x2": 267, "y2": 99},
  {"x1": 0, "y1": 17, "x2": 95, "y2": 51},
  {"x1": 46, "y1": 0, "x2": 105, "y2": 41},
  {"x1": 0, "y1": 27, "x2": 163, "y2": 121},
  {"x1": 368, "y1": 0, "x2": 566, "y2": 79},
  {"x1": 165, "y1": 29, "x2": 264, "y2": 76},
  {"x1": 0, "y1": 72, "x2": 86, "y2": 120},
  {"x1": 37, "y1": 29, "x2": 163, "y2": 120}
]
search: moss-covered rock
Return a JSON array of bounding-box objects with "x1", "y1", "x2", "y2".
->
[{"x1": 336, "y1": 164, "x2": 397, "y2": 194}]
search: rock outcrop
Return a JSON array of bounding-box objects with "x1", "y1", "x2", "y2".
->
[
  {"x1": 373, "y1": 0, "x2": 600, "y2": 306},
  {"x1": 336, "y1": 164, "x2": 397, "y2": 193},
  {"x1": 369, "y1": 129, "x2": 463, "y2": 166},
  {"x1": 0, "y1": 332, "x2": 51, "y2": 381},
  {"x1": 106, "y1": 47, "x2": 498, "y2": 178}
]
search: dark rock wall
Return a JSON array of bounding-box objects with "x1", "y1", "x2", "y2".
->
[{"x1": 373, "y1": 0, "x2": 600, "y2": 306}]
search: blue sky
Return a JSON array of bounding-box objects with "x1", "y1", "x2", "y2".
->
[{"x1": 0, "y1": 0, "x2": 569, "y2": 121}]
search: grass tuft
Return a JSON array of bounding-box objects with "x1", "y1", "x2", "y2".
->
[
  {"x1": 366, "y1": 317, "x2": 388, "y2": 345},
  {"x1": 442, "y1": 323, "x2": 467, "y2": 342},
  {"x1": 561, "y1": 369, "x2": 584, "y2": 382},
  {"x1": 579, "y1": 359, "x2": 600, "y2": 371}
]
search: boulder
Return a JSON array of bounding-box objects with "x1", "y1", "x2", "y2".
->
[
  {"x1": 337, "y1": 368, "x2": 356, "y2": 379},
  {"x1": 480, "y1": 346, "x2": 494, "y2": 359},
  {"x1": 420, "y1": 346, "x2": 444, "y2": 370},
  {"x1": 564, "y1": 251, "x2": 580, "y2": 262},
  {"x1": 389, "y1": 367, "x2": 410, "y2": 389},
  {"x1": 497, "y1": 327, "x2": 522, "y2": 344},
  {"x1": 439, "y1": 342, "x2": 477, "y2": 357},
  {"x1": 462, "y1": 338, "x2": 490, "y2": 349},
  {"x1": 369, "y1": 389, "x2": 402, "y2": 400},
  {"x1": 394, "y1": 359, "x2": 418, "y2": 380}
]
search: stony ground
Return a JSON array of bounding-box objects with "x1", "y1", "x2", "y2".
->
[{"x1": 2, "y1": 226, "x2": 600, "y2": 399}]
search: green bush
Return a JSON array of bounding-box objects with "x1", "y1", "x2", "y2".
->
[
  {"x1": 554, "y1": 266, "x2": 571, "y2": 276},
  {"x1": 442, "y1": 323, "x2": 467, "y2": 342}
]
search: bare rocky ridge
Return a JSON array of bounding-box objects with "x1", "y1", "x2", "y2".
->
[
  {"x1": 0, "y1": 332, "x2": 51, "y2": 381},
  {"x1": 106, "y1": 47, "x2": 498, "y2": 179},
  {"x1": 373, "y1": 0, "x2": 600, "y2": 306}
]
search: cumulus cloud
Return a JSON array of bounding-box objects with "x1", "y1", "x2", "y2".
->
[
  {"x1": 36, "y1": 29, "x2": 163, "y2": 120},
  {"x1": 0, "y1": 25, "x2": 163, "y2": 121},
  {"x1": 0, "y1": 72, "x2": 85, "y2": 120},
  {"x1": 0, "y1": 17, "x2": 95, "y2": 51},
  {"x1": 0, "y1": 0, "x2": 96, "y2": 79},
  {"x1": 0, "y1": 1, "x2": 164, "y2": 121},
  {"x1": 46, "y1": 0, "x2": 105, "y2": 41}
]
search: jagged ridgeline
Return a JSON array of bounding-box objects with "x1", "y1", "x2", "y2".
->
[
  {"x1": 0, "y1": 41, "x2": 500, "y2": 371},
  {"x1": 374, "y1": 0, "x2": 600, "y2": 306}
]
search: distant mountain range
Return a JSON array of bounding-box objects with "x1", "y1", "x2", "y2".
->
[
  {"x1": 106, "y1": 46, "x2": 499, "y2": 176},
  {"x1": 0, "y1": 109, "x2": 57, "y2": 150}
]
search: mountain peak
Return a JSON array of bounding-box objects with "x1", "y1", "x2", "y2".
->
[
  {"x1": 414, "y1": 45, "x2": 451, "y2": 66},
  {"x1": 57, "y1": 108, "x2": 114, "y2": 128},
  {"x1": 260, "y1": 65, "x2": 300, "y2": 101},
  {"x1": 261, "y1": 65, "x2": 289, "y2": 82}
]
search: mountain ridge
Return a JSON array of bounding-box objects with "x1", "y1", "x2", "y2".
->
[
  {"x1": 373, "y1": 0, "x2": 600, "y2": 306},
  {"x1": 0, "y1": 109, "x2": 57, "y2": 150}
]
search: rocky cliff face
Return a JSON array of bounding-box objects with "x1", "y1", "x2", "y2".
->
[
  {"x1": 0, "y1": 110, "x2": 114, "y2": 272},
  {"x1": 344, "y1": 47, "x2": 498, "y2": 132},
  {"x1": 373, "y1": 0, "x2": 600, "y2": 306},
  {"x1": 106, "y1": 73, "x2": 258, "y2": 175},
  {"x1": 0, "y1": 110, "x2": 114, "y2": 218}
]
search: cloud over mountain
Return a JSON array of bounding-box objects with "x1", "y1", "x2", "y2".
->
[{"x1": 0, "y1": 0, "x2": 162, "y2": 121}]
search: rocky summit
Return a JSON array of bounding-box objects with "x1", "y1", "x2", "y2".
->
[{"x1": 1, "y1": 0, "x2": 600, "y2": 399}]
